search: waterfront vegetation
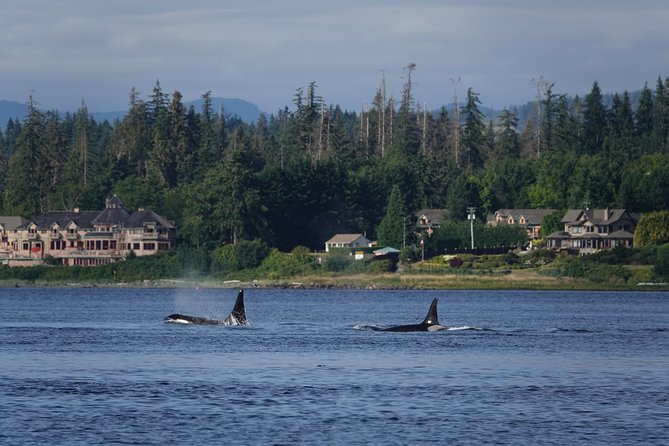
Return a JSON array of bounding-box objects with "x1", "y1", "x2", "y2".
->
[
  {"x1": 2, "y1": 244, "x2": 668, "y2": 291},
  {"x1": 2, "y1": 74, "x2": 669, "y2": 255},
  {"x1": 2, "y1": 71, "x2": 669, "y2": 290}
]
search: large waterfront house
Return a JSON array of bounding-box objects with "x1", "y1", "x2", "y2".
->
[
  {"x1": 487, "y1": 208, "x2": 556, "y2": 240},
  {"x1": 0, "y1": 195, "x2": 176, "y2": 267},
  {"x1": 545, "y1": 208, "x2": 638, "y2": 254}
]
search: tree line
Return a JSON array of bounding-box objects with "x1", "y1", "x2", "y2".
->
[{"x1": 1, "y1": 70, "x2": 669, "y2": 252}]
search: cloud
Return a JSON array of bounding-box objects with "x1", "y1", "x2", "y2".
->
[{"x1": 1, "y1": 0, "x2": 668, "y2": 113}]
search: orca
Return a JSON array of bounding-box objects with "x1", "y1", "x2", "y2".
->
[
  {"x1": 379, "y1": 298, "x2": 448, "y2": 332},
  {"x1": 164, "y1": 289, "x2": 247, "y2": 325}
]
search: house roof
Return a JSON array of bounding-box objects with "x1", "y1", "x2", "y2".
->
[
  {"x1": 545, "y1": 231, "x2": 571, "y2": 240},
  {"x1": 374, "y1": 246, "x2": 400, "y2": 255},
  {"x1": 607, "y1": 230, "x2": 634, "y2": 239},
  {"x1": 15, "y1": 196, "x2": 174, "y2": 231},
  {"x1": 92, "y1": 207, "x2": 130, "y2": 226},
  {"x1": 493, "y1": 208, "x2": 556, "y2": 225},
  {"x1": 416, "y1": 209, "x2": 448, "y2": 227},
  {"x1": 561, "y1": 208, "x2": 633, "y2": 225},
  {"x1": 0, "y1": 216, "x2": 28, "y2": 230},
  {"x1": 124, "y1": 210, "x2": 175, "y2": 229},
  {"x1": 325, "y1": 233, "x2": 369, "y2": 244},
  {"x1": 22, "y1": 211, "x2": 100, "y2": 230}
]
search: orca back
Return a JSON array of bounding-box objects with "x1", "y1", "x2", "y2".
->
[{"x1": 381, "y1": 298, "x2": 440, "y2": 332}]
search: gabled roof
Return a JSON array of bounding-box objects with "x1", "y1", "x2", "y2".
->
[
  {"x1": 0, "y1": 216, "x2": 28, "y2": 230},
  {"x1": 92, "y1": 207, "x2": 130, "y2": 226},
  {"x1": 21, "y1": 211, "x2": 99, "y2": 230},
  {"x1": 124, "y1": 210, "x2": 175, "y2": 229},
  {"x1": 494, "y1": 209, "x2": 556, "y2": 225},
  {"x1": 416, "y1": 209, "x2": 448, "y2": 227},
  {"x1": 14, "y1": 196, "x2": 175, "y2": 231},
  {"x1": 561, "y1": 208, "x2": 632, "y2": 225},
  {"x1": 608, "y1": 230, "x2": 634, "y2": 239},
  {"x1": 325, "y1": 233, "x2": 369, "y2": 244}
]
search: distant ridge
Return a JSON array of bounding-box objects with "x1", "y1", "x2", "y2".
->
[
  {"x1": 0, "y1": 100, "x2": 28, "y2": 128},
  {"x1": 0, "y1": 97, "x2": 263, "y2": 129}
]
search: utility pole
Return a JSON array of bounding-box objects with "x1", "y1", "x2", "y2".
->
[
  {"x1": 403, "y1": 216, "x2": 406, "y2": 250},
  {"x1": 450, "y1": 77, "x2": 461, "y2": 168},
  {"x1": 467, "y1": 207, "x2": 476, "y2": 249}
]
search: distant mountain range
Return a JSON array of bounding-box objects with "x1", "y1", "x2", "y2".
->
[{"x1": 0, "y1": 97, "x2": 263, "y2": 129}]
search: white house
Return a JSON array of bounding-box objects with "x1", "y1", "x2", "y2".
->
[{"x1": 324, "y1": 233, "x2": 372, "y2": 252}]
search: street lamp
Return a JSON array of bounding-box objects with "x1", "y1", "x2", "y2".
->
[
  {"x1": 467, "y1": 207, "x2": 476, "y2": 249},
  {"x1": 403, "y1": 216, "x2": 406, "y2": 250}
]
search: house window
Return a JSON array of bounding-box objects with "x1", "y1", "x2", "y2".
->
[
  {"x1": 22, "y1": 242, "x2": 30, "y2": 250},
  {"x1": 143, "y1": 243, "x2": 156, "y2": 251},
  {"x1": 133, "y1": 243, "x2": 140, "y2": 250}
]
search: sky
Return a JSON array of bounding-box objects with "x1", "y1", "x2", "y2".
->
[{"x1": 1, "y1": 0, "x2": 668, "y2": 114}]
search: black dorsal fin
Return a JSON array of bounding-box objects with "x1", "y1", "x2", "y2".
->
[
  {"x1": 230, "y1": 289, "x2": 246, "y2": 323},
  {"x1": 421, "y1": 298, "x2": 439, "y2": 325}
]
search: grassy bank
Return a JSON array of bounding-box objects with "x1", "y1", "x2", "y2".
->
[{"x1": 2, "y1": 247, "x2": 668, "y2": 291}]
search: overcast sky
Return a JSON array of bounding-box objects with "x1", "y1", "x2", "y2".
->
[{"x1": 1, "y1": 0, "x2": 668, "y2": 114}]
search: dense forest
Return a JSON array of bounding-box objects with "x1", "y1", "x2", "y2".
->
[{"x1": 1, "y1": 68, "x2": 669, "y2": 252}]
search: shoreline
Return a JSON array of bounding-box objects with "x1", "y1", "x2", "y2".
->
[{"x1": 2, "y1": 271, "x2": 668, "y2": 292}]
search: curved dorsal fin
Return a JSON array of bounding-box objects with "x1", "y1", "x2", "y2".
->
[
  {"x1": 421, "y1": 298, "x2": 439, "y2": 325},
  {"x1": 229, "y1": 289, "x2": 246, "y2": 323}
]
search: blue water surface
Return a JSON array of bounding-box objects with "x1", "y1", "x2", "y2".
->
[{"x1": 0, "y1": 287, "x2": 668, "y2": 445}]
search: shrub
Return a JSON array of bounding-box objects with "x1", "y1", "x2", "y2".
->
[
  {"x1": 654, "y1": 243, "x2": 669, "y2": 279},
  {"x1": 366, "y1": 259, "x2": 394, "y2": 273},
  {"x1": 324, "y1": 254, "x2": 352, "y2": 272},
  {"x1": 449, "y1": 257, "x2": 463, "y2": 268},
  {"x1": 560, "y1": 258, "x2": 588, "y2": 278}
]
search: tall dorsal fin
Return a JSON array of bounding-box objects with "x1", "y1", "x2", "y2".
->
[
  {"x1": 229, "y1": 289, "x2": 246, "y2": 323},
  {"x1": 421, "y1": 298, "x2": 439, "y2": 325}
]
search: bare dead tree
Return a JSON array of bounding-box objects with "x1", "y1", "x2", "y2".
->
[{"x1": 450, "y1": 76, "x2": 461, "y2": 168}]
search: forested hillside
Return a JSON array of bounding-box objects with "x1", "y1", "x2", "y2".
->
[{"x1": 1, "y1": 73, "x2": 668, "y2": 252}]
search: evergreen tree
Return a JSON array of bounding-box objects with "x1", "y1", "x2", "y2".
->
[
  {"x1": 553, "y1": 94, "x2": 579, "y2": 153},
  {"x1": 376, "y1": 184, "x2": 410, "y2": 248},
  {"x1": 3, "y1": 118, "x2": 21, "y2": 158},
  {"x1": 389, "y1": 63, "x2": 420, "y2": 158},
  {"x1": 4, "y1": 96, "x2": 44, "y2": 216},
  {"x1": 39, "y1": 111, "x2": 68, "y2": 211},
  {"x1": 582, "y1": 81, "x2": 607, "y2": 154},
  {"x1": 495, "y1": 109, "x2": 520, "y2": 159},
  {"x1": 109, "y1": 88, "x2": 151, "y2": 179},
  {"x1": 635, "y1": 83, "x2": 654, "y2": 152},
  {"x1": 652, "y1": 77, "x2": 669, "y2": 152},
  {"x1": 68, "y1": 101, "x2": 94, "y2": 188},
  {"x1": 540, "y1": 82, "x2": 557, "y2": 153},
  {"x1": 461, "y1": 87, "x2": 485, "y2": 170},
  {"x1": 197, "y1": 91, "x2": 217, "y2": 173},
  {"x1": 148, "y1": 79, "x2": 169, "y2": 124}
]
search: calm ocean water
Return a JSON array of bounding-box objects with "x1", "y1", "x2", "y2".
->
[{"x1": 0, "y1": 287, "x2": 667, "y2": 445}]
